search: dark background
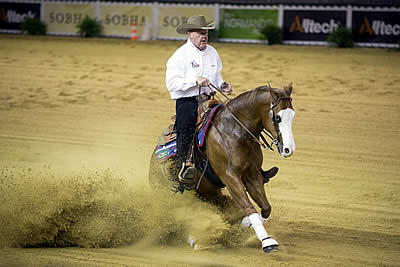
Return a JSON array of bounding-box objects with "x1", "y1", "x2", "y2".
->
[
  {"x1": 0, "y1": 2, "x2": 41, "y2": 30},
  {"x1": 41, "y1": 0, "x2": 399, "y2": 7},
  {"x1": 283, "y1": 10, "x2": 347, "y2": 41}
]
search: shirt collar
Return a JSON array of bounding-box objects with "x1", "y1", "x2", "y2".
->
[{"x1": 186, "y1": 39, "x2": 206, "y2": 54}]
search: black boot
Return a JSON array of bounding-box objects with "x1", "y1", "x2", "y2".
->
[{"x1": 261, "y1": 167, "x2": 279, "y2": 184}]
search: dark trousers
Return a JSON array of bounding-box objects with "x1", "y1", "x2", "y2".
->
[{"x1": 175, "y1": 96, "x2": 198, "y2": 170}]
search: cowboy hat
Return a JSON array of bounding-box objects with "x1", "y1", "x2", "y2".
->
[{"x1": 176, "y1": 15, "x2": 215, "y2": 34}]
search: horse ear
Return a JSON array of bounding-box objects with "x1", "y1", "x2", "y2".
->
[
  {"x1": 269, "y1": 86, "x2": 279, "y2": 97},
  {"x1": 269, "y1": 86, "x2": 279, "y2": 103},
  {"x1": 284, "y1": 83, "x2": 293, "y2": 95}
]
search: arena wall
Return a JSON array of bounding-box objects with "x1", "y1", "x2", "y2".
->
[{"x1": 0, "y1": 0, "x2": 399, "y2": 47}]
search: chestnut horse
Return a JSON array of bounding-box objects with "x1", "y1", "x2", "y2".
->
[{"x1": 149, "y1": 83, "x2": 295, "y2": 253}]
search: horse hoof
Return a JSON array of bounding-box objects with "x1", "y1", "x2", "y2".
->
[
  {"x1": 188, "y1": 235, "x2": 198, "y2": 250},
  {"x1": 263, "y1": 244, "x2": 278, "y2": 253},
  {"x1": 261, "y1": 167, "x2": 279, "y2": 184},
  {"x1": 262, "y1": 237, "x2": 278, "y2": 253}
]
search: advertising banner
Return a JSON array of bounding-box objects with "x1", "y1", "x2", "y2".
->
[
  {"x1": 283, "y1": 10, "x2": 346, "y2": 41},
  {"x1": 0, "y1": 2, "x2": 41, "y2": 31},
  {"x1": 219, "y1": 9, "x2": 278, "y2": 40},
  {"x1": 100, "y1": 5, "x2": 152, "y2": 38},
  {"x1": 352, "y1": 11, "x2": 400, "y2": 44},
  {"x1": 158, "y1": 6, "x2": 214, "y2": 38},
  {"x1": 44, "y1": 3, "x2": 96, "y2": 34}
]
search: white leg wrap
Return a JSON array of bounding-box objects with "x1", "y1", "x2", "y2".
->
[
  {"x1": 241, "y1": 216, "x2": 251, "y2": 228},
  {"x1": 241, "y1": 213, "x2": 269, "y2": 228},
  {"x1": 248, "y1": 213, "x2": 269, "y2": 241},
  {"x1": 187, "y1": 235, "x2": 198, "y2": 250}
]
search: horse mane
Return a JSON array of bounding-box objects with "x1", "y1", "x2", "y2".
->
[{"x1": 228, "y1": 86, "x2": 270, "y2": 109}]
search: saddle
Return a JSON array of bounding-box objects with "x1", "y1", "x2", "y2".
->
[
  {"x1": 157, "y1": 95, "x2": 221, "y2": 148},
  {"x1": 155, "y1": 95, "x2": 226, "y2": 190},
  {"x1": 197, "y1": 96, "x2": 221, "y2": 125}
]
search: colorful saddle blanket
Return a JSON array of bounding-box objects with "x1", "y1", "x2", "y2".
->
[
  {"x1": 197, "y1": 104, "x2": 221, "y2": 147},
  {"x1": 155, "y1": 140, "x2": 176, "y2": 160},
  {"x1": 195, "y1": 104, "x2": 225, "y2": 188}
]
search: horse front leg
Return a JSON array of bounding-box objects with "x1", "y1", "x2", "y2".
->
[
  {"x1": 222, "y1": 172, "x2": 258, "y2": 216},
  {"x1": 241, "y1": 172, "x2": 279, "y2": 253},
  {"x1": 220, "y1": 172, "x2": 277, "y2": 253},
  {"x1": 244, "y1": 172, "x2": 272, "y2": 219}
]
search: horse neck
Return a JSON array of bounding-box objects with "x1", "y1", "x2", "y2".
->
[{"x1": 226, "y1": 89, "x2": 268, "y2": 136}]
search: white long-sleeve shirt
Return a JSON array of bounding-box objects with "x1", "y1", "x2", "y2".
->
[{"x1": 166, "y1": 39, "x2": 224, "y2": 100}]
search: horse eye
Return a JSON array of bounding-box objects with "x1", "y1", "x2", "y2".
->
[{"x1": 275, "y1": 115, "x2": 282, "y2": 123}]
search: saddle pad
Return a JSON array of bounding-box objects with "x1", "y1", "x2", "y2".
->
[
  {"x1": 155, "y1": 140, "x2": 176, "y2": 160},
  {"x1": 197, "y1": 104, "x2": 221, "y2": 147}
]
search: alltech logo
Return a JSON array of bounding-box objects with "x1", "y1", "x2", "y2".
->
[
  {"x1": 359, "y1": 16, "x2": 400, "y2": 36},
  {"x1": 289, "y1": 15, "x2": 340, "y2": 34},
  {"x1": 0, "y1": 7, "x2": 36, "y2": 23}
]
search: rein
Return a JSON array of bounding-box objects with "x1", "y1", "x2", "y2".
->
[{"x1": 208, "y1": 83, "x2": 281, "y2": 151}]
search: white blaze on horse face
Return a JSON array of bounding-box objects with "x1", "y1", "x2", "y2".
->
[{"x1": 277, "y1": 108, "x2": 296, "y2": 157}]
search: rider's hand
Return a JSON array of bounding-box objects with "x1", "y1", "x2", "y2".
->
[
  {"x1": 196, "y1": 76, "x2": 211, "y2": 87},
  {"x1": 221, "y1": 81, "x2": 232, "y2": 95}
]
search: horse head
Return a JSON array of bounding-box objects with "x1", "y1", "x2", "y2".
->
[{"x1": 261, "y1": 83, "x2": 296, "y2": 158}]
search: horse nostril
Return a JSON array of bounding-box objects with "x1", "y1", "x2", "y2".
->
[{"x1": 284, "y1": 148, "x2": 290, "y2": 154}]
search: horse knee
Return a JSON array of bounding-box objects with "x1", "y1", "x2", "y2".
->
[
  {"x1": 244, "y1": 207, "x2": 258, "y2": 216},
  {"x1": 261, "y1": 205, "x2": 271, "y2": 220}
]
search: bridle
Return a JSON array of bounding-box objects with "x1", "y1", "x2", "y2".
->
[
  {"x1": 264, "y1": 91, "x2": 293, "y2": 153},
  {"x1": 208, "y1": 83, "x2": 292, "y2": 152}
]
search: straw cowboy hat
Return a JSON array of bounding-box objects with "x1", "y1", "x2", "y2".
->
[{"x1": 176, "y1": 15, "x2": 216, "y2": 34}]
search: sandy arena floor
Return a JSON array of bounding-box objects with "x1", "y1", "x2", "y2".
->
[{"x1": 0, "y1": 35, "x2": 399, "y2": 266}]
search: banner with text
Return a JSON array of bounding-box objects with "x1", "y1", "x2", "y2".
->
[
  {"x1": 100, "y1": 5, "x2": 152, "y2": 38},
  {"x1": 283, "y1": 10, "x2": 346, "y2": 41},
  {"x1": 157, "y1": 6, "x2": 214, "y2": 38},
  {"x1": 219, "y1": 9, "x2": 278, "y2": 40},
  {"x1": 352, "y1": 11, "x2": 400, "y2": 44},
  {"x1": 44, "y1": 3, "x2": 96, "y2": 34},
  {"x1": 0, "y1": 2, "x2": 41, "y2": 31}
]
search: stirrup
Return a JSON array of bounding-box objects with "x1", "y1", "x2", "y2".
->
[{"x1": 178, "y1": 163, "x2": 196, "y2": 190}]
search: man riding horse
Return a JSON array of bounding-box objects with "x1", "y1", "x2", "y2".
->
[{"x1": 165, "y1": 15, "x2": 278, "y2": 193}]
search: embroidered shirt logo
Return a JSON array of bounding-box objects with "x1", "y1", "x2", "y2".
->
[{"x1": 191, "y1": 60, "x2": 200, "y2": 68}]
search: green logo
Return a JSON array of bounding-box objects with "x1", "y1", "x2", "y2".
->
[{"x1": 219, "y1": 9, "x2": 278, "y2": 40}]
